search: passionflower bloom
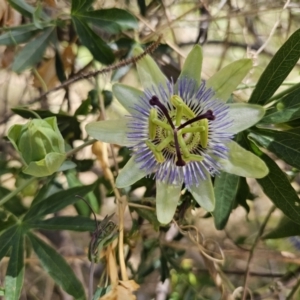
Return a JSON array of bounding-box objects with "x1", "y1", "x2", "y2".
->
[{"x1": 86, "y1": 45, "x2": 268, "y2": 224}]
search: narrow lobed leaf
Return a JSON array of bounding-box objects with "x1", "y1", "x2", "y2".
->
[
  {"x1": 249, "y1": 128, "x2": 300, "y2": 169},
  {"x1": 12, "y1": 27, "x2": 55, "y2": 73},
  {"x1": 5, "y1": 229, "x2": 24, "y2": 300},
  {"x1": 72, "y1": 16, "x2": 114, "y2": 65},
  {"x1": 23, "y1": 183, "x2": 95, "y2": 221},
  {"x1": 213, "y1": 172, "x2": 240, "y2": 230},
  {"x1": 27, "y1": 232, "x2": 86, "y2": 300},
  {"x1": 249, "y1": 28, "x2": 300, "y2": 105}
]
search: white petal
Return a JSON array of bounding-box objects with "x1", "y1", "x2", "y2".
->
[
  {"x1": 86, "y1": 119, "x2": 135, "y2": 147},
  {"x1": 189, "y1": 169, "x2": 215, "y2": 211},
  {"x1": 112, "y1": 84, "x2": 144, "y2": 114},
  {"x1": 156, "y1": 180, "x2": 182, "y2": 225},
  {"x1": 116, "y1": 156, "x2": 149, "y2": 188},
  {"x1": 227, "y1": 103, "x2": 265, "y2": 133},
  {"x1": 218, "y1": 141, "x2": 269, "y2": 178}
]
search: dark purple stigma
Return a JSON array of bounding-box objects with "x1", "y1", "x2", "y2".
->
[
  {"x1": 178, "y1": 110, "x2": 215, "y2": 130},
  {"x1": 173, "y1": 130, "x2": 186, "y2": 166},
  {"x1": 149, "y1": 96, "x2": 175, "y2": 129}
]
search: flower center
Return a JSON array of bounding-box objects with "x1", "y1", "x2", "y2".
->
[{"x1": 146, "y1": 95, "x2": 215, "y2": 166}]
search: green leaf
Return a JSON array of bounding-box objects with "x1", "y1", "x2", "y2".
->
[
  {"x1": 77, "y1": 8, "x2": 138, "y2": 34},
  {"x1": 65, "y1": 170, "x2": 99, "y2": 216},
  {"x1": 72, "y1": 16, "x2": 114, "y2": 65},
  {"x1": 260, "y1": 85, "x2": 300, "y2": 124},
  {"x1": 0, "y1": 226, "x2": 18, "y2": 261},
  {"x1": 30, "y1": 175, "x2": 57, "y2": 205},
  {"x1": 249, "y1": 128, "x2": 300, "y2": 169},
  {"x1": 249, "y1": 28, "x2": 300, "y2": 105},
  {"x1": 8, "y1": 0, "x2": 49, "y2": 19},
  {"x1": 32, "y1": 2, "x2": 43, "y2": 29},
  {"x1": 92, "y1": 286, "x2": 111, "y2": 299},
  {"x1": 263, "y1": 216, "x2": 300, "y2": 239},
  {"x1": 71, "y1": 0, "x2": 94, "y2": 13},
  {"x1": 27, "y1": 232, "x2": 86, "y2": 300},
  {"x1": 235, "y1": 177, "x2": 251, "y2": 213},
  {"x1": 5, "y1": 230, "x2": 24, "y2": 300},
  {"x1": 254, "y1": 149, "x2": 300, "y2": 224},
  {"x1": 214, "y1": 172, "x2": 240, "y2": 230},
  {"x1": 206, "y1": 59, "x2": 252, "y2": 102},
  {"x1": 0, "y1": 25, "x2": 41, "y2": 45},
  {"x1": 132, "y1": 208, "x2": 160, "y2": 230},
  {"x1": 8, "y1": 0, "x2": 36, "y2": 17},
  {"x1": 12, "y1": 27, "x2": 55, "y2": 73},
  {"x1": 55, "y1": 47, "x2": 67, "y2": 83},
  {"x1": 23, "y1": 183, "x2": 95, "y2": 221},
  {"x1": 178, "y1": 45, "x2": 202, "y2": 86},
  {"x1": 26, "y1": 216, "x2": 96, "y2": 231},
  {"x1": 74, "y1": 98, "x2": 91, "y2": 116},
  {"x1": 0, "y1": 186, "x2": 27, "y2": 216}
]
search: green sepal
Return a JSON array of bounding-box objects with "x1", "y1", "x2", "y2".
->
[
  {"x1": 206, "y1": 59, "x2": 252, "y2": 102},
  {"x1": 112, "y1": 84, "x2": 144, "y2": 114},
  {"x1": 86, "y1": 119, "x2": 136, "y2": 147},
  {"x1": 189, "y1": 169, "x2": 215, "y2": 212},
  {"x1": 226, "y1": 103, "x2": 265, "y2": 133},
  {"x1": 133, "y1": 46, "x2": 167, "y2": 90},
  {"x1": 116, "y1": 156, "x2": 149, "y2": 188},
  {"x1": 178, "y1": 45, "x2": 202, "y2": 86},
  {"x1": 23, "y1": 152, "x2": 66, "y2": 177},
  {"x1": 156, "y1": 180, "x2": 181, "y2": 225}
]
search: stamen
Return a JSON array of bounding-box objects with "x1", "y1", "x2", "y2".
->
[
  {"x1": 149, "y1": 96, "x2": 175, "y2": 129},
  {"x1": 178, "y1": 110, "x2": 215, "y2": 130}
]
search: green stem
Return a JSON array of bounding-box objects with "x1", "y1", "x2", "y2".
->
[
  {"x1": 0, "y1": 177, "x2": 36, "y2": 206},
  {"x1": 237, "y1": 81, "x2": 295, "y2": 91},
  {"x1": 66, "y1": 139, "x2": 97, "y2": 157}
]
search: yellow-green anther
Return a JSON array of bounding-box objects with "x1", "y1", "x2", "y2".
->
[
  {"x1": 199, "y1": 118, "x2": 208, "y2": 148},
  {"x1": 145, "y1": 140, "x2": 165, "y2": 163},
  {"x1": 149, "y1": 108, "x2": 158, "y2": 139},
  {"x1": 170, "y1": 95, "x2": 195, "y2": 119},
  {"x1": 177, "y1": 133, "x2": 191, "y2": 158},
  {"x1": 185, "y1": 154, "x2": 204, "y2": 163},
  {"x1": 181, "y1": 126, "x2": 205, "y2": 134},
  {"x1": 175, "y1": 103, "x2": 183, "y2": 126},
  {"x1": 177, "y1": 133, "x2": 204, "y2": 163},
  {"x1": 156, "y1": 134, "x2": 173, "y2": 151},
  {"x1": 152, "y1": 118, "x2": 172, "y2": 130}
]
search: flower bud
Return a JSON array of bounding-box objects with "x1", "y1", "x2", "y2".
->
[{"x1": 7, "y1": 117, "x2": 66, "y2": 177}]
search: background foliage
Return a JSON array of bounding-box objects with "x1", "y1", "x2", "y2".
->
[{"x1": 1, "y1": 0, "x2": 300, "y2": 299}]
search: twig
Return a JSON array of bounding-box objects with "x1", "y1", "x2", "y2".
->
[
  {"x1": 241, "y1": 205, "x2": 276, "y2": 300},
  {"x1": 26, "y1": 36, "x2": 162, "y2": 106},
  {"x1": 66, "y1": 139, "x2": 97, "y2": 158},
  {"x1": 255, "y1": 0, "x2": 291, "y2": 56}
]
